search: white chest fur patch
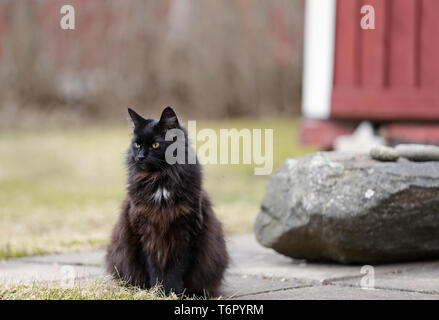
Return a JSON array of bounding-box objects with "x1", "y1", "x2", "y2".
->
[
  {"x1": 153, "y1": 187, "x2": 171, "y2": 202},
  {"x1": 162, "y1": 188, "x2": 170, "y2": 200}
]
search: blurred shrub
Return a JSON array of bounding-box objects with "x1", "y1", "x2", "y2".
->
[{"x1": 0, "y1": 0, "x2": 304, "y2": 124}]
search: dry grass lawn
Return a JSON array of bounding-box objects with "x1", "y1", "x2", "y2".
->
[{"x1": 0, "y1": 119, "x2": 315, "y2": 259}]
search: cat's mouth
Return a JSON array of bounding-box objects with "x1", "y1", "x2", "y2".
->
[
  {"x1": 130, "y1": 156, "x2": 147, "y2": 169},
  {"x1": 134, "y1": 160, "x2": 149, "y2": 170},
  {"x1": 134, "y1": 157, "x2": 165, "y2": 172}
]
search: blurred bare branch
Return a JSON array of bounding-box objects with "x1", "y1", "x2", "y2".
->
[{"x1": 0, "y1": 0, "x2": 304, "y2": 124}]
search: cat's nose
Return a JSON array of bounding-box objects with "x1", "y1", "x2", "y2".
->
[{"x1": 135, "y1": 154, "x2": 145, "y2": 161}]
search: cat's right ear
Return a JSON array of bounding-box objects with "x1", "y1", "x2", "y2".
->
[{"x1": 127, "y1": 108, "x2": 146, "y2": 128}]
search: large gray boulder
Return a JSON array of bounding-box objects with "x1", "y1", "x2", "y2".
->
[{"x1": 254, "y1": 152, "x2": 439, "y2": 264}]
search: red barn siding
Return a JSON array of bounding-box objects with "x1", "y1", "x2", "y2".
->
[{"x1": 331, "y1": 0, "x2": 439, "y2": 120}]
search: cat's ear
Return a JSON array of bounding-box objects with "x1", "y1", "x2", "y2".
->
[
  {"x1": 158, "y1": 106, "x2": 180, "y2": 130},
  {"x1": 127, "y1": 108, "x2": 147, "y2": 128}
]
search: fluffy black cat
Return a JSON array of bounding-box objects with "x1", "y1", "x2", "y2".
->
[{"x1": 105, "y1": 106, "x2": 229, "y2": 297}]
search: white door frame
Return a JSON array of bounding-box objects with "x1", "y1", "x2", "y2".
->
[{"x1": 302, "y1": 0, "x2": 337, "y2": 119}]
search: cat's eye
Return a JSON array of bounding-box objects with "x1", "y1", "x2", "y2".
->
[
  {"x1": 134, "y1": 142, "x2": 141, "y2": 149},
  {"x1": 152, "y1": 142, "x2": 160, "y2": 149}
]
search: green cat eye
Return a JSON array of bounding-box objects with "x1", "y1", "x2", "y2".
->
[
  {"x1": 152, "y1": 142, "x2": 159, "y2": 149},
  {"x1": 134, "y1": 142, "x2": 141, "y2": 149}
]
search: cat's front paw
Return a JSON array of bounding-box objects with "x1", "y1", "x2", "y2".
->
[{"x1": 162, "y1": 281, "x2": 184, "y2": 296}]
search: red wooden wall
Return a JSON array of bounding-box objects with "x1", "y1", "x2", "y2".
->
[{"x1": 331, "y1": 0, "x2": 439, "y2": 120}]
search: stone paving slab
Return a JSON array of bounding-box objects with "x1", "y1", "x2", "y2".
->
[
  {"x1": 227, "y1": 234, "x2": 364, "y2": 283},
  {"x1": 333, "y1": 262, "x2": 439, "y2": 294},
  {"x1": 13, "y1": 251, "x2": 105, "y2": 267},
  {"x1": 221, "y1": 274, "x2": 314, "y2": 299},
  {"x1": 236, "y1": 285, "x2": 439, "y2": 300},
  {"x1": 226, "y1": 234, "x2": 439, "y2": 284},
  {"x1": 1, "y1": 234, "x2": 438, "y2": 299},
  {"x1": 0, "y1": 261, "x2": 103, "y2": 284}
]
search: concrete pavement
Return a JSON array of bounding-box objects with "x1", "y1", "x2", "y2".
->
[{"x1": 1, "y1": 234, "x2": 438, "y2": 299}]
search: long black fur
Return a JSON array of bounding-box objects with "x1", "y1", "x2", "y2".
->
[{"x1": 105, "y1": 107, "x2": 229, "y2": 297}]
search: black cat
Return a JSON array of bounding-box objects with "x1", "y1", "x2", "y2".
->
[{"x1": 105, "y1": 107, "x2": 229, "y2": 297}]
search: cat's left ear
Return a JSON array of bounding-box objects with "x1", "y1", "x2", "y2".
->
[
  {"x1": 128, "y1": 107, "x2": 147, "y2": 129},
  {"x1": 158, "y1": 106, "x2": 180, "y2": 130}
]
